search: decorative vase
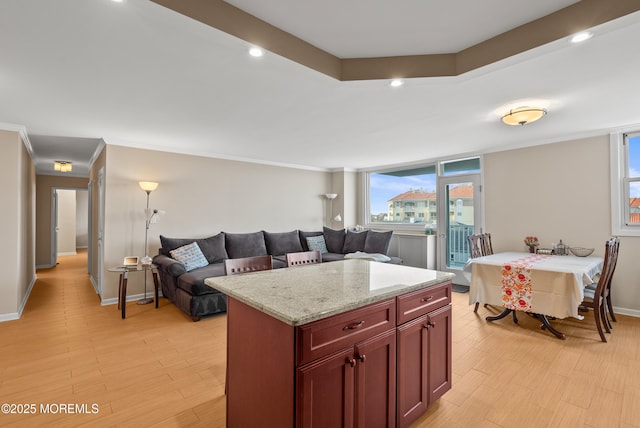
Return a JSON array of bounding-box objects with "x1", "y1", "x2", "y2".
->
[{"x1": 529, "y1": 246, "x2": 536, "y2": 253}]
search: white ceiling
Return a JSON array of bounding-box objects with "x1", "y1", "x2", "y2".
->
[{"x1": 2, "y1": 0, "x2": 640, "y2": 175}]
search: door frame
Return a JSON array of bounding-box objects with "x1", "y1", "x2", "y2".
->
[{"x1": 436, "y1": 173, "x2": 482, "y2": 285}]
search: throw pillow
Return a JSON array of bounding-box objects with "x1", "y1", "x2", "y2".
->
[
  {"x1": 169, "y1": 242, "x2": 209, "y2": 272},
  {"x1": 224, "y1": 231, "x2": 268, "y2": 259},
  {"x1": 299, "y1": 231, "x2": 323, "y2": 251},
  {"x1": 306, "y1": 235, "x2": 328, "y2": 254},
  {"x1": 323, "y1": 227, "x2": 346, "y2": 253},
  {"x1": 363, "y1": 230, "x2": 393, "y2": 254},
  {"x1": 263, "y1": 230, "x2": 304, "y2": 256},
  {"x1": 343, "y1": 230, "x2": 368, "y2": 253},
  {"x1": 160, "y1": 233, "x2": 228, "y2": 263}
]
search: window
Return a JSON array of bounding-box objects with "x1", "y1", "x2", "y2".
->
[
  {"x1": 611, "y1": 130, "x2": 640, "y2": 235},
  {"x1": 365, "y1": 157, "x2": 481, "y2": 230},
  {"x1": 367, "y1": 165, "x2": 436, "y2": 226}
]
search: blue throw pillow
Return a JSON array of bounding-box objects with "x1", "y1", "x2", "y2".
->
[
  {"x1": 169, "y1": 241, "x2": 209, "y2": 272},
  {"x1": 306, "y1": 235, "x2": 328, "y2": 254}
]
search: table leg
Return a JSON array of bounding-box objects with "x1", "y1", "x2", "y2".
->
[
  {"x1": 121, "y1": 271, "x2": 129, "y2": 319},
  {"x1": 152, "y1": 270, "x2": 160, "y2": 309},
  {"x1": 486, "y1": 308, "x2": 515, "y2": 323},
  {"x1": 536, "y1": 314, "x2": 566, "y2": 340},
  {"x1": 118, "y1": 273, "x2": 123, "y2": 310}
]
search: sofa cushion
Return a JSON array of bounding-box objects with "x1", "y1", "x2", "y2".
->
[
  {"x1": 299, "y1": 231, "x2": 323, "y2": 251},
  {"x1": 170, "y1": 242, "x2": 209, "y2": 272},
  {"x1": 160, "y1": 233, "x2": 228, "y2": 263},
  {"x1": 323, "y1": 227, "x2": 346, "y2": 254},
  {"x1": 225, "y1": 231, "x2": 268, "y2": 259},
  {"x1": 363, "y1": 230, "x2": 393, "y2": 254},
  {"x1": 264, "y1": 230, "x2": 303, "y2": 256},
  {"x1": 321, "y1": 252, "x2": 346, "y2": 262},
  {"x1": 177, "y1": 263, "x2": 227, "y2": 296},
  {"x1": 343, "y1": 230, "x2": 368, "y2": 253},
  {"x1": 306, "y1": 235, "x2": 328, "y2": 254}
]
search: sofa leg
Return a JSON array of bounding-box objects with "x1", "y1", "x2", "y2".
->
[{"x1": 192, "y1": 316, "x2": 201, "y2": 322}]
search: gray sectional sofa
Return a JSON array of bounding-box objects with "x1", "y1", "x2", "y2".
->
[{"x1": 152, "y1": 227, "x2": 401, "y2": 321}]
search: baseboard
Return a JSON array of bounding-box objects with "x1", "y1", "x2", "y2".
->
[
  {"x1": 613, "y1": 306, "x2": 640, "y2": 318},
  {"x1": 58, "y1": 251, "x2": 77, "y2": 256},
  {"x1": 36, "y1": 263, "x2": 56, "y2": 270},
  {"x1": 101, "y1": 291, "x2": 164, "y2": 306},
  {"x1": 0, "y1": 274, "x2": 37, "y2": 323},
  {"x1": 90, "y1": 275, "x2": 100, "y2": 294}
]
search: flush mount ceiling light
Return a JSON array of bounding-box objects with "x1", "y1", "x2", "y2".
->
[
  {"x1": 54, "y1": 161, "x2": 72, "y2": 173},
  {"x1": 501, "y1": 106, "x2": 547, "y2": 126},
  {"x1": 390, "y1": 79, "x2": 404, "y2": 87}
]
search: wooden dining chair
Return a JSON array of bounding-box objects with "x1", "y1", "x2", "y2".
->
[
  {"x1": 467, "y1": 233, "x2": 487, "y2": 313},
  {"x1": 467, "y1": 234, "x2": 484, "y2": 259},
  {"x1": 584, "y1": 238, "x2": 620, "y2": 329},
  {"x1": 286, "y1": 250, "x2": 322, "y2": 267},
  {"x1": 481, "y1": 232, "x2": 494, "y2": 256},
  {"x1": 223, "y1": 255, "x2": 273, "y2": 275},
  {"x1": 579, "y1": 237, "x2": 620, "y2": 342}
]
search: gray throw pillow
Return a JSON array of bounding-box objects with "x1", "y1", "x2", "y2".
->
[
  {"x1": 169, "y1": 242, "x2": 209, "y2": 272},
  {"x1": 263, "y1": 230, "x2": 303, "y2": 256},
  {"x1": 363, "y1": 230, "x2": 393, "y2": 254},
  {"x1": 323, "y1": 227, "x2": 346, "y2": 253},
  {"x1": 299, "y1": 231, "x2": 323, "y2": 251},
  {"x1": 306, "y1": 235, "x2": 328, "y2": 254},
  {"x1": 343, "y1": 230, "x2": 368, "y2": 253},
  {"x1": 160, "y1": 233, "x2": 228, "y2": 263},
  {"x1": 224, "y1": 231, "x2": 268, "y2": 259}
]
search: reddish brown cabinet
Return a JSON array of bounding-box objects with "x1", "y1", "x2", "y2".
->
[
  {"x1": 396, "y1": 282, "x2": 452, "y2": 428},
  {"x1": 297, "y1": 329, "x2": 396, "y2": 428}
]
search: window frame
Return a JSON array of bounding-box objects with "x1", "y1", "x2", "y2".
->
[
  {"x1": 362, "y1": 156, "x2": 482, "y2": 232},
  {"x1": 610, "y1": 129, "x2": 640, "y2": 236}
]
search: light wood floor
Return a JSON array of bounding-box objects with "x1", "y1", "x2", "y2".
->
[{"x1": 1, "y1": 251, "x2": 639, "y2": 427}]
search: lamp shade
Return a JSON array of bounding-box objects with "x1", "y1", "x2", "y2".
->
[
  {"x1": 501, "y1": 107, "x2": 547, "y2": 126},
  {"x1": 139, "y1": 181, "x2": 159, "y2": 193}
]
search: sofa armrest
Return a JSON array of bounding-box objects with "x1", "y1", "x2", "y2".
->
[{"x1": 152, "y1": 254, "x2": 187, "y2": 277}]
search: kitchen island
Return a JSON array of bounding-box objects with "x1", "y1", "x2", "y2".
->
[{"x1": 205, "y1": 259, "x2": 455, "y2": 428}]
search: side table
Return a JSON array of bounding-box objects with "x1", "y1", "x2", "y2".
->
[{"x1": 108, "y1": 264, "x2": 160, "y2": 319}]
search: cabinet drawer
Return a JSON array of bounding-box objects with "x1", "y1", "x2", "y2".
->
[
  {"x1": 296, "y1": 299, "x2": 396, "y2": 366},
  {"x1": 396, "y1": 281, "x2": 451, "y2": 325}
]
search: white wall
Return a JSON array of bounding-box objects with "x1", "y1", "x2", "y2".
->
[
  {"x1": 56, "y1": 189, "x2": 77, "y2": 255},
  {"x1": 484, "y1": 135, "x2": 640, "y2": 315},
  {"x1": 0, "y1": 129, "x2": 36, "y2": 320},
  {"x1": 76, "y1": 189, "x2": 89, "y2": 248},
  {"x1": 100, "y1": 145, "x2": 332, "y2": 301}
]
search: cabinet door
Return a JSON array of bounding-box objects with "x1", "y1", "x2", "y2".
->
[
  {"x1": 355, "y1": 329, "x2": 396, "y2": 428},
  {"x1": 427, "y1": 305, "x2": 452, "y2": 404},
  {"x1": 396, "y1": 315, "x2": 428, "y2": 428},
  {"x1": 297, "y1": 347, "x2": 356, "y2": 428}
]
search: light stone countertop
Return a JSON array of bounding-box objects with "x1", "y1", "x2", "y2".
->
[{"x1": 204, "y1": 259, "x2": 455, "y2": 326}]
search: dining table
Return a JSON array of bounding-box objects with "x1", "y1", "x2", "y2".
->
[{"x1": 464, "y1": 252, "x2": 603, "y2": 339}]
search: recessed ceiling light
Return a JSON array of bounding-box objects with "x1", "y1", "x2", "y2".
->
[
  {"x1": 571, "y1": 31, "x2": 592, "y2": 43},
  {"x1": 390, "y1": 79, "x2": 404, "y2": 87},
  {"x1": 249, "y1": 47, "x2": 264, "y2": 57},
  {"x1": 111, "y1": 0, "x2": 125, "y2": 3}
]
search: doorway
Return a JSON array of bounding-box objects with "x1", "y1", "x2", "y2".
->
[
  {"x1": 437, "y1": 174, "x2": 482, "y2": 285},
  {"x1": 52, "y1": 188, "x2": 89, "y2": 265}
]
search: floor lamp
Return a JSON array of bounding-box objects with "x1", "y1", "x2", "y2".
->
[
  {"x1": 139, "y1": 181, "x2": 159, "y2": 305},
  {"x1": 324, "y1": 193, "x2": 342, "y2": 227}
]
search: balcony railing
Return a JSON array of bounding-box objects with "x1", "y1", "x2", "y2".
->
[{"x1": 448, "y1": 223, "x2": 474, "y2": 268}]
